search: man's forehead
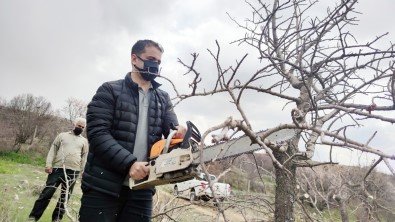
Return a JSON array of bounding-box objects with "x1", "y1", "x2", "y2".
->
[
  {"x1": 143, "y1": 45, "x2": 162, "y2": 54},
  {"x1": 141, "y1": 48, "x2": 162, "y2": 62}
]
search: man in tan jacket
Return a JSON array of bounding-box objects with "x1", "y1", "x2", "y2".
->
[{"x1": 28, "y1": 117, "x2": 89, "y2": 222}]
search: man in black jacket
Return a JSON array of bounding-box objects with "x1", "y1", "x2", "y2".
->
[{"x1": 79, "y1": 39, "x2": 186, "y2": 222}]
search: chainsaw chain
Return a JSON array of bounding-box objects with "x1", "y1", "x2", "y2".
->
[{"x1": 200, "y1": 128, "x2": 298, "y2": 163}]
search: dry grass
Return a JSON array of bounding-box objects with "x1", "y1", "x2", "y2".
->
[{"x1": 0, "y1": 161, "x2": 270, "y2": 222}]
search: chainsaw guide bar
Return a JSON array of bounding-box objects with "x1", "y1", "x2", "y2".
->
[
  {"x1": 130, "y1": 122, "x2": 296, "y2": 190},
  {"x1": 199, "y1": 128, "x2": 297, "y2": 163}
]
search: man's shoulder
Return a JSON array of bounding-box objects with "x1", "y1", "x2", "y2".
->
[
  {"x1": 102, "y1": 78, "x2": 124, "y2": 89},
  {"x1": 106, "y1": 78, "x2": 124, "y2": 86},
  {"x1": 79, "y1": 136, "x2": 89, "y2": 145},
  {"x1": 59, "y1": 132, "x2": 88, "y2": 142},
  {"x1": 95, "y1": 79, "x2": 125, "y2": 97},
  {"x1": 58, "y1": 131, "x2": 72, "y2": 137},
  {"x1": 154, "y1": 88, "x2": 170, "y2": 98},
  {"x1": 80, "y1": 135, "x2": 88, "y2": 141}
]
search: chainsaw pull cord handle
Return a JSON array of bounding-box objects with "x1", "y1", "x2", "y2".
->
[{"x1": 162, "y1": 124, "x2": 178, "y2": 154}]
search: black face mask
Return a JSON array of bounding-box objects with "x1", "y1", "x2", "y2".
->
[
  {"x1": 73, "y1": 127, "x2": 83, "y2": 136},
  {"x1": 134, "y1": 55, "x2": 160, "y2": 81}
]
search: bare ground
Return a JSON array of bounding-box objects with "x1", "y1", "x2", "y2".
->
[{"x1": 153, "y1": 185, "x2": 270, "y2": 222}]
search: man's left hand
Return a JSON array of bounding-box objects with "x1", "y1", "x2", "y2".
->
[
  {"x1": 45, "y1": 166, "x2": 53, "y2": 174},
  {"x1": 173, "y1": 125, "x2": 186, "y2": 139}
]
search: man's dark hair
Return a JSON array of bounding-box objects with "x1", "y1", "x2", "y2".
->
[{"x1": 131, "y1": 39, "x2": 164, "y2": 56}]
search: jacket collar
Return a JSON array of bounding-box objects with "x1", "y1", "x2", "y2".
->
[
  {"x1": 124, "y1": 72, "x2": 161, "y2": 90},
  {"x1": 68, "y1": 131, "x2": 82, "y2": 137}
]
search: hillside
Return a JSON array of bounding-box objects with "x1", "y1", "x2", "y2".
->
[
  {"x1": 0, "y1": 104, "x2": 75, "y2": 153},
  {"x1": 0, "y1": 105, "x2": 394, "y2": 221}
]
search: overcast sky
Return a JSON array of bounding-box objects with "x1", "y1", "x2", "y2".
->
[{"x1": 1, "y1": 0, "x2": 394, "y2": 173}]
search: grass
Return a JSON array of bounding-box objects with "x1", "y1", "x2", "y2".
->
[
  {"x1": 0, "y1": 152, "x2": 316, "y2": 222},
  {"x1": 0, "y1": 159, "x2": 17, "y2": 174},
  {"x1": 2, "y1": 151, "x2": 393, "y2": 222},
  {"x1": 0, "y1": 152, "x2": 272, "y2": 222},
  {"x1": 0, "y1": 151, "x2": 80, "y2": 222},
  {"x1": 0, "y1": 150, "x2": 46, "y2": 167}
]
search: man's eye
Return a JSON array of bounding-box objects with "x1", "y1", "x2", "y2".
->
[
  {"x1": 149, "y1": 59, "x2": 161, "y2": 65},
  {"x1": 146, "y1": 57, "x2": 161, "y2": 64}
]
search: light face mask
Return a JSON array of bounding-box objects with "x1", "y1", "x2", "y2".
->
[{"x1": 134, "y1": 55, "x2": 160, "y2": 81}]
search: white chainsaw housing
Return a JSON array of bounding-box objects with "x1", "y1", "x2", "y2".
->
[
  {"x1": 129, "y1": 122, "x2": 295, "y2": 190},
  {"x1": 130, "y1": 144, "x2": 200, "y2": 190}
]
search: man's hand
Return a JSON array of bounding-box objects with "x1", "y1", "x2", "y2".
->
[
  {"x1": 129, "y1": 162, "x2": 149, "y2": 180},
  {"x1": 45, "y1": 166, "x2": 53, "y2": 174},
  {"x1": 173, "y1": 125, "x2": 186, "y2": 139}
]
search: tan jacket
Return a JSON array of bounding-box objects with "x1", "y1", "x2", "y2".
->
[{"x1": 46, "y1": 131, "x2": 89, "y2": 171}]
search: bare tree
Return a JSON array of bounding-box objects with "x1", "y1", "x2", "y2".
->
[
  {"x1": 62, "y1": 97, "x2": 87, "y2": 125},
  {"x1": 58, "y1": 141, "x2": 80, "y2": 222},
  {"x1": 152, "y1": 190, "x2": 192, "y2": 222},
  {"x1": 0, "y1": 97, "x2": 7, "y2": 107},
  {"x1": 296, "y1": 164, "x2": 395, "y2": 221},
  {"x1": 166, "y1": 0, "x2": 395, "y2": 221},
  {"x1": 7, "y1": 94, "x2": 53, "y2": 151}
]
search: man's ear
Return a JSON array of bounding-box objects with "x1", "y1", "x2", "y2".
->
[{"x1": 131, "y1": 54, "x2": 138, "y2": 65}]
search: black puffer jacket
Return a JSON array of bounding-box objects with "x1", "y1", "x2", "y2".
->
[{"x1": 82, "y1": 73, "x2": 179, "y2": 197}]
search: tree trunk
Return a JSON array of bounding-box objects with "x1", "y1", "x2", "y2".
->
[
  {"x1": 333, "y1": 195, "x2": 349, "y2": 222},
  {"x1": 338, "y1": 199, "x2": 349, "y2": 222},
  {"x1": 30, "y1": 125, "x2": 37, "y2": 145},
  {"x1": 274, "y1": 151, "x2": 297, "y2": 222}
]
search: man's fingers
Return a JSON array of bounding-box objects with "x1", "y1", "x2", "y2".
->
[
  {"x1": 45, "y1": 167, "x2": 52, "y2": 174},
  {"x1": 173, "y1": 125, "x2": 186, "y2": 139},
  {"x1": 130, "y1": 162, "x2": 150, "y2": 180}
]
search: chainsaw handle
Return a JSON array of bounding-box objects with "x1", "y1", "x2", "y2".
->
[
  {"x1": 179, "y1": 121, "x2": 201, "y2": 148},
  {"x1": 161, "y1": 123, "x2": 183, "y2": 154},
  {"x1": 129, "y1": 178, "x2": 135, "y2": 189},
  {"x1": 162, "y1": 129, "x2": 178, "y2": 154}
]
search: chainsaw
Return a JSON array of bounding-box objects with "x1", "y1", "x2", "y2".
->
[{"x1": 130, "y1": 121, "x2": 296, "y2": 190}]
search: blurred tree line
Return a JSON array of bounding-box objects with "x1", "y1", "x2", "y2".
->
[{"x1": 0, "y1": 94, "x2": 87, "y2": 154}]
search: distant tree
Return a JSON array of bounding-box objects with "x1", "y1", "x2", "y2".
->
[
  {"x1": 0, "y1": 97, "x2": 7, "y2": 107},
  {"x1": 62, "y1": 97, "x2": 87, "y2": 125},
  {"x1": 169, "y1": 0, "x2": 395, "y2": 221},
  {"x1": 8, "y1": 94, "x2": 53, "y2": 152}
]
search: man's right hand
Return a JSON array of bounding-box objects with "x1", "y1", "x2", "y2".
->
[
  {"x1": 129, "y1": 161, "x2": 149, "y2": 180},
  {"x1": 45, "y1": 166, "x2": 53, "y2": 174}
]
